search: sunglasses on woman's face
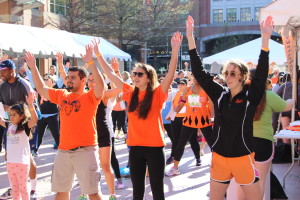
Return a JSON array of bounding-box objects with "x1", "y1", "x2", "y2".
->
[
  {"x1": 132, "y1": 72, "x2": 144, "y2": 78},
  {"x1": 223, "y1": 71, "x2": 241, "y2": 78}
]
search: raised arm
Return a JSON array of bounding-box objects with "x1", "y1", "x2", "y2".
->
[
  {"x1": 26, "y1": 92, "x2": 38, "y2": 129},
  {"x1": 248, "y1": 16, "x2": 273, "y2": 105},
  {"x1": 81, "y1": 44, "x2": 105, "y2": 100},
  {"x1": 0, "y1": 54, "x2": 8, "y2": 62},
  {"x1": 92, "y1": 38, "x2": 124, "y2": 90},
  {"x1": 56, "y1": 52, "x2": 68, "y2": 86},
  {"x1": 24, "y1": 52, "x2": 50, "y2": 100},
  {"x1": 161, "y1": 31, "x2": 183, "y2": 93},
  {"x1": 186, "y1": 16, "x2": 223, "y2": 101}
]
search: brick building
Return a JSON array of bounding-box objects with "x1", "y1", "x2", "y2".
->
[{"x1": 191, "y1": 0, "x2": 273, "y2": 57}]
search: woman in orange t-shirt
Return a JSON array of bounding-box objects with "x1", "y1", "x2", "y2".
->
[
  {"x1": 165, "y1": 76, "x2": 213, "y2": 176},
  {"x1": 92, "y1": 32, "x2": 183, "y2": 200}
]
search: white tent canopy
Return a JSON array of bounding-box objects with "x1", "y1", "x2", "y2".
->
[
  {"x1": 260, "y1": 0, "x2": 299, "y2": 29},
  {"x1": 260, "y1": 0, "x2": 300, "y2": 66},
  {"x1": 0, "y1": 22, "x2": 131, "y2": 61},
  {"x1": 203, "y1": 37, "x2": 286, "y2": 65}
]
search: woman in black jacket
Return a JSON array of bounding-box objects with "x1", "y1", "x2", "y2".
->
[{"x1": 186, "y1": 15, "x2": 273, "y2": 200}]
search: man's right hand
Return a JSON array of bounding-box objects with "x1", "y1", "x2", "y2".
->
[
  {"x1": 24, "y1": 52, "x2": 36, "y2": 69},
  {"x1": 56, "y1": 52, "x2": 64, "y2": 68}
]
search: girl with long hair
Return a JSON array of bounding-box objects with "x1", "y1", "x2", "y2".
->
[
  {"x1": 91, "y1": 32, "x2": 182, "y2": 200},
  {"x1": 236, "y1": 69, "x2": 294, "y2": 199}
]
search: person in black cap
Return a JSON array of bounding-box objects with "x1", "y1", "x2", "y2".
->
[{"x1": 0, "y1": 59, "x2": 39, "y2": 199}]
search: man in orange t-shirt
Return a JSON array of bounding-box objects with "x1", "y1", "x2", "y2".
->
[{"x1": 24, "y1": 46, "x2": 105, "y2": 200}]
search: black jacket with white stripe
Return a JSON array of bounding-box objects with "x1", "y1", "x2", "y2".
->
[{"x1": 189, "y1": 48, "x2": 269, "y2": 157}]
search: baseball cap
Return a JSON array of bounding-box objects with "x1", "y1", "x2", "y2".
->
[{"x1": 0, "y1": 59, "x2": 16, "y2": 70}]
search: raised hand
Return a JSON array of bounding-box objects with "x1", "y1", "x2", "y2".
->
[
  {"x1": 26, "y1": 91, "x2": 36, "y2": 105},
  {"x1": 260, "y1": 15, "x2": 274, "y2": 39},
  {"x1": 22, "y1": 62, "x2": 29, "y2": 72},
  {"x1": 80, "y1": 44, "x2": 94, "y2": 63},
  {"x1": 184, "y1": 62, "x2": 189, "y2": 70},
  {"x1": 171, "y1": 31, "x2": 183, "y2": 51},
  {"x1": 111, "y1": 57, "x2": 119, "y2": 72},
  {"x1": 92, "y1": 38, "x2": 101, "y2": 56},
  {"x1": 24, "y1": 52, "x2": 36, "y2": 69},
  {"x1": 186, "y1": 15, "x2": 194, "y2": 39},
  {"x1": 56, "y1": 52, "x2": 63, "y2": 67},
  {"x1": 0, "y1": 54, "x2": 8, "y2": 62}
]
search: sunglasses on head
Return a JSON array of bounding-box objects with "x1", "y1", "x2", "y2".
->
[
  {"x1": 223, "y1": 71, "x2": 241, "y2": 78},
  {"x1": 178, "y1": 82, "x2": 186, "y2": 86},
  {"x1": 132, "y1": 72, "x2": 144, "y2": 78}
]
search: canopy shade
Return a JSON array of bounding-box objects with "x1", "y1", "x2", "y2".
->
[
  {"x1": 260, "y1": 0, "x2": 299, "y2": 28},
  {"x1": 0, "y1": 22, "x2": 131, "y2": 61},
  {"x1": 203, "y1": 38, "x2": 286, "y2": 65}
]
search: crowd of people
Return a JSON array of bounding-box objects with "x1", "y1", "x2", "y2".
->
[{"x1": 0, "y1": 15, "x2": 297, "y2": 200}]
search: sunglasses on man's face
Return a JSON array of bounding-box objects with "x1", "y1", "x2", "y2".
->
[
  {"x1": 132, "y1": 72, "x2": 144, "y2": 78},
  {"x1": 223, "y1": 71, "x2": 241, "y2": 78}
]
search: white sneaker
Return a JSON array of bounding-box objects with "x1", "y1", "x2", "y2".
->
[
  {"x1": 116, "y1": 178, "x2": 125, "y2": 189},
  {"x1": 0, "y1": 188, "x2": 12, "y2": 199},
  {"x1": 165, "y1": 167, "x2": 180, "y2": 176}
]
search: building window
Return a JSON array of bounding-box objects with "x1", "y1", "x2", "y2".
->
[
  {"x1": 50, "y1": 0, "x2": 67, "y2": 15},
  {"x1": 240, "y1": 8, "x2": 251, "y2": 22},
  {"x1": 255, "y1": 7, "x2": 261, "y2": 21},
  {"x1": 226, "y1": 8, "x2": 237, "y2": 22},
  {"x1": 213, "y1": 9, "x2": 223, "y2": 23}
]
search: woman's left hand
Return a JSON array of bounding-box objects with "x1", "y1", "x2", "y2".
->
[{"x1": 261, "y1": 15, "x2": 274, "y2": 39}]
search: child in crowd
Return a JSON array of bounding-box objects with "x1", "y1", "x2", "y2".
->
[{"x1": 0, "y1": 92, "x2": 38, "y2": 200}]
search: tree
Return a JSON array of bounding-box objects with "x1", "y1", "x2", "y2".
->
[
  {"x1": 142, "y1": 0, "x2": 193, "y2": 68},
  {"x1": 95, "y1": 0, "x2": 142, "y2": 49},
  {"x1": 44, "y1": 0, "x2": 109, "y2": 34}
]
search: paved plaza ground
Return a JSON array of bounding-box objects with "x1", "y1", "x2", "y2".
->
[{"x1": 0, "y1": 130, "x2": 299, "y2": 200}]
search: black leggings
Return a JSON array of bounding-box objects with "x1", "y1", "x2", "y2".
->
[
  {"x1": 111, "y1": 137, "x2": 121, "y2": 179},
  {"x1": 171, "y1": 117, "x2": 201, "y2": 160},
  {"x1": 112, "y1": 110, "x2": 127, "y2": 133},
  {"x1": 130, "y1": 146, "x2": 165, "y2": 200},
  {"x1": 37, "y1": 115, "x2": 60, "y2": 150},
  {"x1": 171, "y1": 117, "x2": 184, "y2": 157},
  {"x1": 173, "y1": 125, "x2": 200, "y2": 161},
  {"x1": 164, "y1": 124, "x2": 172, "y2": 143}
]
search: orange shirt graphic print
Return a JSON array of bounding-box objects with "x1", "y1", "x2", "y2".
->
[{"x1": 60, "y1": 100, "x2": 81, "y2": 116}]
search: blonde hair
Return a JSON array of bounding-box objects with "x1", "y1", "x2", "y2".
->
[{"x1": 122, "y1": 71, "x2": 130, "y2": 81}]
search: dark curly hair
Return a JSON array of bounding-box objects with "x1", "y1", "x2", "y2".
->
[{"x1": 9, "y1": 103, "x2": 32, "y2": 138}]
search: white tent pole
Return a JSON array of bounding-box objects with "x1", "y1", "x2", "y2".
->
[{"x1": 291, "y1": 30, "x2": 299, "y2": 123}]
